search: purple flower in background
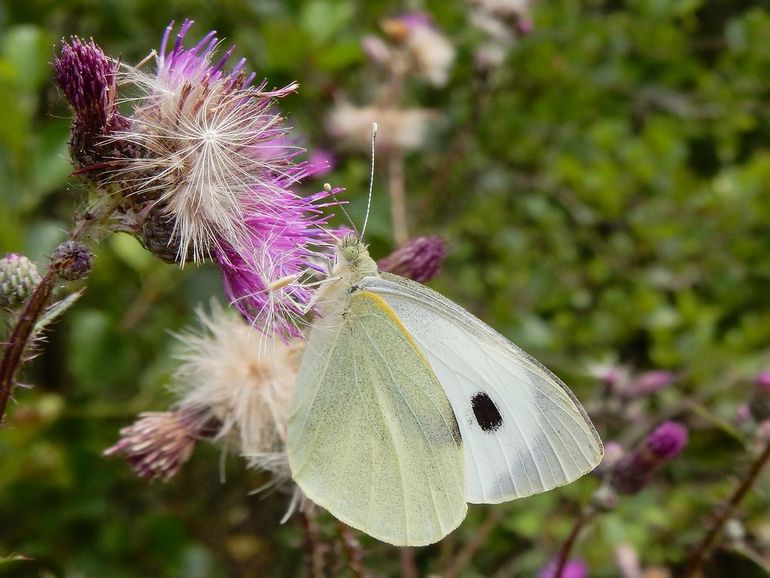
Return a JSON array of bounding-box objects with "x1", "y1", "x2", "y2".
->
[
  {"x1": 611, "y1": 421, "x2": 688, "y2": 495},
  {"x1": 378, "y1": 236, "x2": 448, "y2": 283},
  {"x1": 306, "y1": 149, "x2": 336, "y2": 177},
  {"x1": 538, "y1": 558, "x2": 588, "y2": 578},
  {"x1": 54, "y1": 37, "x2": 128, "y2": 167},
  {"x1": 628, "y1": 370, "x2": 677, "y2": 397},
  {"x1": 748, "y1": 371, "x2": 770, "y2": 422}
]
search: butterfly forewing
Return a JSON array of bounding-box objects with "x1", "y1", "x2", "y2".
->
[
  {"x1": 288, "y1": 290, "x2": 467, "y2": 546},
  {"x1": 361, "y1": 273, "x2": 603, "y2": 504}
]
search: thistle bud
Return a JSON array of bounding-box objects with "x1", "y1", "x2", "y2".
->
[
  {"x1": 610, "y1": 421, "x2": 688, "y2": 495},
  {"x1": 51, "y1": 241, "x2": 92, "y2": 281},
  {"x1": 749, "y1": 372, "x2": 770, "y2": 422},
  {"x1": 0, "y1": 254, "x2": 42, "y2": 309},
  {"x1": 54, "y1": 37, "x2": 128, "y2": 168},
  {"x1": 103, "y1": 411, "x2": 203, "y2": 481},
  {"x1": 378, "y1": 236, "x2": 448, "y2": 283}
]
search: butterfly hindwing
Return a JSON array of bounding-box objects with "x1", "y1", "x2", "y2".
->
[
  {"x1": 287, "y1": 290, "x2": 467, "y2": 546},
  {"x1": 361, "y1": 273, "x2": 604, "y2": 504}
]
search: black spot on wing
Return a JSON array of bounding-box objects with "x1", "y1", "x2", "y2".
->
[{"x1": 471, "y1": 392, "x2": 503, "y2": 432}]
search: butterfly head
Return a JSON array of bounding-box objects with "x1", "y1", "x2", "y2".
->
[{"x1": 337, "y1": 233, "x2": 377, "y2": 277}]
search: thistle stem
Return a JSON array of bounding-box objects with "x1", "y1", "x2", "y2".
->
[
  {"x1": 387, "y1": 152, "x2": 409, "y2": 246},
  {"x1": 0, "y1": 201, "x2": 109, "y2": 426},
  {"x1": 443, "y1": 508, "x2": 505, "y2": 578},
  {"x1": 684, "y1": 437, "x2": 770, "y2": 577},
  {"x1": 337, "y1": 522, "x2": 369, "y2": 578},
  {"x1": 553, "y1": 505, "x2": 598, "y2": 578},
  {"x1": 298, "y1": 509, "x2": 325, "y2": 578},
  {"x1": 0, "y1": 269, "x2": 58, "y2": 424}
]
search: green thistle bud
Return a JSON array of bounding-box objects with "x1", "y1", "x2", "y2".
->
[{"x1": 0, "y1": 254, "x2": 42, "y2": 309}]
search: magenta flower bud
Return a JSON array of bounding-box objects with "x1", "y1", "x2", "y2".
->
[
  {"x1": 54, "y1": 37, "x2": 127, "y2": 167},
  {"x1": 627, "y1": 370, "x2": 676, "y2": 397},
  {"x1": 538, "y1": 558, "x2": 588, "y2": 578},
  {"x1": 749, "y1": 372, "x2": 770, "y2": 422},
  {"x1": 610, "y1": 421, "x2": 688, "y2": 495},
  {"x1": 378, "y1": 236, "x2": 448, "y2": 283}
]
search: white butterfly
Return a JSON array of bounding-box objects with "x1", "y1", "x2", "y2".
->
[{"x1": 287, "y1": 233, "x2": 603, "y2": 546}]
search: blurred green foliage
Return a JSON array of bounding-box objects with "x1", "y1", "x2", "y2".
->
[{"x1": 2, "y1": 0, "x2": 770, "y2": 576}]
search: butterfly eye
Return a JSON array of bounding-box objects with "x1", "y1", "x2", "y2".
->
[
  {"x1": 341, "y1": 244, "x2": 359, "y2": 263},
  {"x1": 471, "y1": 392, "x2": 503, "y2": 433}
]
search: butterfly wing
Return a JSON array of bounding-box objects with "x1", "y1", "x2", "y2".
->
[
  {"x1": 361, "y1": 273, "x2": 603, "y2": 505},
  {"x1": 288, "y1": 290, "x2": 467, "y2": 546}
]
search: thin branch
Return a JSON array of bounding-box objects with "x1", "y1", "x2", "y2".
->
[
  {"x1": 387, "y1": 151, "x2": 409, "y2": 246},
  {"x1": 298, "y1": 509, "x2": 326, "y2": 578},
  {"x1": 443, "y1": 508, "x2": 505, "y2": 578},
  {"x1": 400, "y1": 547, "x2": 418, "y2": 578},
  {"x1": 684, "y1": 438, "x2": 770, "y2": 577},
  {"x1": 337, "y1": 522, "x2": 370, "y2": 578},
  {"x1": 0, "y1": 270, "x2": 58, "y2": 424},
  {"x1": 553, "y1": 506, "x2": 598, "y2": 578}
]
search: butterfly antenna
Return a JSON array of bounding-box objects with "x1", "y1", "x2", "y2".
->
[
  {"x1": 324, "y1": 183, "x2": 358, "y2": 237},
  {"x1": 360, "y1": 122, "x2": 377, "y2": 241}
]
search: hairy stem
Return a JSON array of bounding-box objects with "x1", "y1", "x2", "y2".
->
[
  {"x1": 684, "y1": 438, "x2": 770, "y2": 577},
  {"x1": 387, "y1": 152, "x2": 409, "y2": 246},
  {"x1": 0, "y1": 202, "x2": 109, "y2": 426},
  {"x1": 0, "y1": 270, "x2": 58, "y2": 423},
  {"x1": 554, "y1": 505, "x2": 598, "y2": 578}
]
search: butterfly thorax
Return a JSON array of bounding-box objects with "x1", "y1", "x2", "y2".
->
[{"x1": 315, "y1": 236, "x2": 379, "y2": 321}]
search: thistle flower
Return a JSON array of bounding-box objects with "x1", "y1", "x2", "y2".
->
[
  {"x1": 0, "y1": 254, "x2": 42, "y2": 309},
  {"x1": 306, "y1": 149, "x2": 336, "y2": 178},
  {"x1": 54, "y1": 37, "x2": 128, "y2": 168},
  {"x1": 109, "y1": 20, "x2": 305, "y2": 265},
  {"x1": 217, "y1": 184, "x2": 337, "y2": 339},
  {"x1": 610, "y1": 421, "x2": 688, "y2": 495},
  {"x1": 172, "y1": 302, "x2": 300, "y2": 459},
  {"x1": 378, "y1": 236, "x2": 448, "y2": 283},
  {"x1": 103, "y1": 410, "x2": 203, "y2": 481},
  {"x1": 327, "y1": 102, "x2": 435, "y2": 152}
]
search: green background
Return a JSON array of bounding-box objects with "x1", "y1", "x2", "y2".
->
[{"x1": 2, "y1": 0, "x2": 770, "y2": 576}]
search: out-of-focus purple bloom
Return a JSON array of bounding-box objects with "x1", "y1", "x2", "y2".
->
[
  {"x1": 104, "y1": 410, "x2": 207, "y2": 481},
  {"x1": 361, "y1": 34, "x2": 392, "y2": 65},
  {"x1": 54, "y1": 37, "x2": 128, "y2": 167},
  {"x1": 378, "y1": 236, "x2": 448, "y2": 283},
  {"x1": 395, "y1": 11, "x2": 434, "y2": 31},
  {"x1": 538, "y1": 558, "x2": 588, "y2": 578},
  {"x1": 306, "y1": 149, "x2": 336, "y2": 178},
  {"x1": 628, "y1": 370, "x2": 677, "y2": 397},
  {"x1": 597, "y1": 440, "x2": 624, "y2": 472},
  {"x1": 610, "y1": 421, "x2": 688, "y2": 495},
  {"x1": 749, "y1": 372, "x2": 770, "y2": 422}
]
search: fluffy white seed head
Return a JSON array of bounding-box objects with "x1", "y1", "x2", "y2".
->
[{"x1": 172, "y1": 302, "x2": 302, "y2": 457}]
